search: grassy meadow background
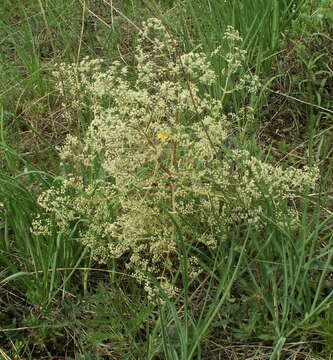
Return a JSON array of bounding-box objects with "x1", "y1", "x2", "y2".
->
[{"x1": 0, "y1": 0, "x2": 332, "y2": 359}]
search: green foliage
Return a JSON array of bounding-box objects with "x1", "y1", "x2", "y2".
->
[
  {"x1": 288, "y1": 0, "x2": 332, "y2": 114},
  {"x1": 0, "y1": 1, "x2": 332, "y2": 359}
]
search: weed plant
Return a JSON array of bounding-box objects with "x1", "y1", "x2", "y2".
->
[
  {"x1": 0, "y1": 1, "x2": 332, "y2": 359},
  {"x1": 31, "y1": 19, "x2": 319, "y2": 303}
]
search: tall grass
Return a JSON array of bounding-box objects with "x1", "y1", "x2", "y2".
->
[{"x1": 0, "y1": 0, "x2": 332, "y2": 359}]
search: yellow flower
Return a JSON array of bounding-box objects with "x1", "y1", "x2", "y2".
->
[{"x1": 156, "y1": 133, "x2": 170, "y2": 141}]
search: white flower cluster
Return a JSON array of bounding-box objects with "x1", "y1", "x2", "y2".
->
[{"x1": 33, "y1": 19, "x2": 319, "y2": 300}]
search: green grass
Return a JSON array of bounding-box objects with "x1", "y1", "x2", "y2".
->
[{"x1": 1, "y1": 0, "x2": 332, "y2": 359}]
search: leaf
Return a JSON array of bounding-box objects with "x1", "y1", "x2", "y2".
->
[
  {"x1": 0, "y1": 271, "x2": 30, "y2": 285},
  {"x1": 309, "y1": 260, "x2": 333, "y2": 271}
]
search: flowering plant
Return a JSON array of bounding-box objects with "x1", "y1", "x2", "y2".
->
[{"x1": 32, "y1": 19, "x2": 319, "y2": 300}]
